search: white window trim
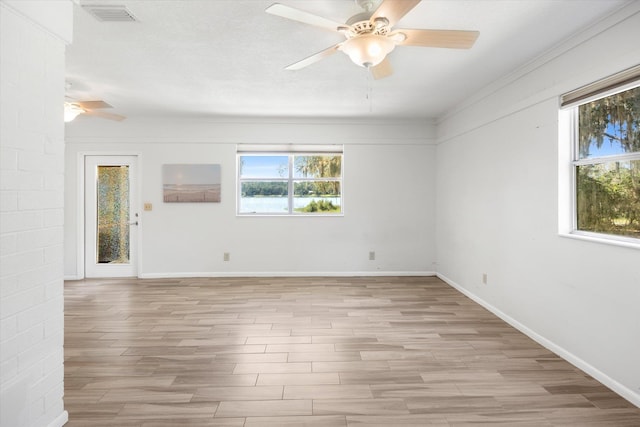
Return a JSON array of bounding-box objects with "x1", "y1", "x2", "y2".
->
[
  {"x1": 559, "y1": 71, "x2": 640, "y2": 249},
  {"x1": 560, "y1": 229, "x2": 640, "y2": 250},
  {"x1": 236, "y1": 148, "x2": 344, "y2": 217}
]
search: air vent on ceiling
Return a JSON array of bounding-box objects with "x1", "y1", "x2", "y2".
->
[{"x1": 82, "y1": 5, "x2": 138, "y2": 22}]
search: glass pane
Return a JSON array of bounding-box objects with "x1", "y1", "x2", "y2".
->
[
  {"x1": 239, "y1": 181, "x2": 288, "y2": 213},
  {"x1": 294, "y1": 181, "x2": 341, "y2": 213},
  {"x1": 294, "y1": 155, "x2": 342, "y2": 178},
  {"x1": 240, "y1": 155, "x2": 288, "y2": 178},
  {"x1": 96, "y1": 166, "x2": 130, "y2": 264},
  {"x1": 576, "y1": 160, "x2": 640, "y2": 238},
  {"x1": 578, "y1": 86, "x2": 640, "y2": 159}
]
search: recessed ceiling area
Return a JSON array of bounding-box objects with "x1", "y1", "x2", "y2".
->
[{"x1": 65, "y1": 0, "x2": 629, "y2": 120}]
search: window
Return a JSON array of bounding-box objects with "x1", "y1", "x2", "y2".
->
[
  {"x1": 562, "y1": 66, "x2": 640, "y2": 243},
  {"x1": 237, "y1": 149, "x2": 343, "y2": 215}
]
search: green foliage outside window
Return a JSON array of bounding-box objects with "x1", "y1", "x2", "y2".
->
[
  {"x1": 241, "y1": 181, "x2": 288, "y2": 197},
  {"x1": 239, "y1": 153, "x2": 342, "y2": 215},
  {"x1": 576, "y1": 86, "x2": 640, "y2": 238},
  {"x1": 296, "y1": 199, "x2": 340, "y2": 213}
]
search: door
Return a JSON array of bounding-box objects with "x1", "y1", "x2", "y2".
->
[{"x1": 85, "y1": 155, "x2": 138, "y2": 277}]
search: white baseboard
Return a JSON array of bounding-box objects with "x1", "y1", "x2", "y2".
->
[
  {"x1": 139, "y1": 271, "x2": 436, "y2": 279},
  {"x1": 437, "y1": 273, "x2": 640, "y2": 409},
  {"x1": 64, "y1": 275, "x2": 83, "y2": 281},
  {"x1": 48, "y1": 411, "x2": 68, "y2": 427}
]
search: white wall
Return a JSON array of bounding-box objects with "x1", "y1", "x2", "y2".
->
[
  {"x1": 0, "y1": 2, "x2": 71, "y2": 427},
  {"x1": 436, "y1": 2, "x2": 640, "y2": 406},
  {"x1": 60, "y1": 0, "x2": 640, "y2": 409},
  {"x1": 65, "y1": 118, "x2": 437, "y2": 278}
]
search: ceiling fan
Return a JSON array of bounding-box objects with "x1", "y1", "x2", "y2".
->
[
  {"x1": 266, "y1": 0, "x2": 479, "y2": 79},
  {"x1": 64, "y1": 100, "x2": 126, "y2": 122}
]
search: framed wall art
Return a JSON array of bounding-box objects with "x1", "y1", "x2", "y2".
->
[{"x1": 162, "y1": 164, "x2": 221, "y2": 203}]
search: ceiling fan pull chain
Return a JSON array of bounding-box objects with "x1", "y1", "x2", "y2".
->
[{"x1": 366, "y1": 67, "x2": 374, "y2": 113}]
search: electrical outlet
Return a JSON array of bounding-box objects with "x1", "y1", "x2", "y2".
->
[
  {"x1": 223, "y1": 252, "x2": 230, "y2": 262},
  {"x1": 369, "y1": 251, "x2": 375, "y2": 261},
  {"x1": 482, "y1": 273, "x2": 488, "y2": 284}
]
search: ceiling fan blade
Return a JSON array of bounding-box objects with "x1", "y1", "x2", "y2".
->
[
  {"x1": 371, "y1": 0, "x2": 421, "y2": 27},
  {"x1": 285, "y1": 45, "x2": 340, "y2": 70},
  {"x1": 83, "y1": 110, "x2": 126, "y2": 121},
  {"x1": 397, "y1": 29, "x2": 479, "y2": 49},
  {"x1": 371, "y1": 57, "x2": 393, "y2": 80},
  {"x1": 266, "y1": 3, "x2": 342, "y2": 32},
  {"x1": 74, "y1": 100, "x2": 113, "y2": 110}
]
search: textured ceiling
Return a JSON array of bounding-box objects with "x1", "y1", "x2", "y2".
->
[{"x1": 65, "y1": 0, "x2": 628, "y2": 120}]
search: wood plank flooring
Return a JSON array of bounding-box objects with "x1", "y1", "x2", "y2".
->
[{"x1": 64, "y1": 276, "x2": 640, "y2": 426}]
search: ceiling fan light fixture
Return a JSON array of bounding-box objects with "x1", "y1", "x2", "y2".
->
[
  {"x1": 340, "y1": 34, "x2": 395, "y2": 68},
  {"x1": 64, "y1": 102, "x2": 84, "y2": 122}
]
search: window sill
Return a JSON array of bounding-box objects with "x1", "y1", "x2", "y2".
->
[
  {"x1": 559, "y1": 231, "x2": 640, "y2": 250},
  {"x1": 236, "y1": 213, "x2": 345, "y2": 218}
]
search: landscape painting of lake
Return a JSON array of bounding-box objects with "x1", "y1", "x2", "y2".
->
[{"x1": 162, "y1": 164, "x2": 221, "y2": 203}]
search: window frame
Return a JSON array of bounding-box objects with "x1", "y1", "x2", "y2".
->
[
  {"x1": 237, "y1": 150, "x2": 344, "y2": 217},
  {"x1": 562, "y1": 70, "x2": 640, "y2": 248}
]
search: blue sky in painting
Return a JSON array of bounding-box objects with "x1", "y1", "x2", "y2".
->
[{"x1": 163, "y1": 164, "x2": 221, "y2": 185}]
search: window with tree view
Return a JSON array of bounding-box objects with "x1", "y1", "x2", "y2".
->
[
  {"x1": 238, "y1": 153, "x2": 342, "y2": 215},
  {"x1": 573, "y1": 83, "x2": 640, "y2": 241}
]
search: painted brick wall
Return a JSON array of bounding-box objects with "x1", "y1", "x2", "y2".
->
[{"x1": 1, "y1": 2, "x2": 70, "y2": 426}]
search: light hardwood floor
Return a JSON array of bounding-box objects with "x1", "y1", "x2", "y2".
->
[{"x1": 64, "y1": 276, "x2": 640, "y2": 426}]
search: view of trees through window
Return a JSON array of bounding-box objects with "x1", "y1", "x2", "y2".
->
[
  {"x1": 239, "y1": 154, "x2": 342, "y2": 214},
  {"x1": 576, "y1": 85, "x2": 640, "y2": 239}
]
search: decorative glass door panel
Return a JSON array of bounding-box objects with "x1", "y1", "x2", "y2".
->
[
  {"x1": 97, "y1": 165, "x2": 130, "y2": 264},
  {"x1": 85, "y1": 156, "x2": 138, "y2": 277}
]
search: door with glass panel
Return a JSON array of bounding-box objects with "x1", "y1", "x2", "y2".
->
[{"x1": 85, "y1": 156, "x2": 138, "y2": 278}]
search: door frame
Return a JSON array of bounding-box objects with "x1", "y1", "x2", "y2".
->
[{"x1": 77, "y1": 152, "x2": 142, "y2": 279}]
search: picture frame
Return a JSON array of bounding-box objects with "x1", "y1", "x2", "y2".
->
[{"x1": 162, "y1": 164, "x2": 221, "y2": 203}]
